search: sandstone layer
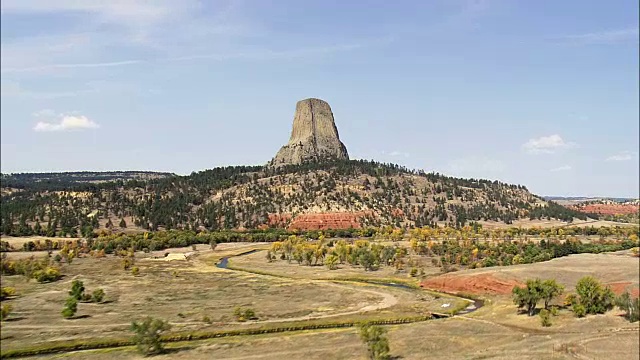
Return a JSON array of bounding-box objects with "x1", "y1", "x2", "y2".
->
[{"x1": 269, "y1": 98, "x2": 349, "y2": 167}]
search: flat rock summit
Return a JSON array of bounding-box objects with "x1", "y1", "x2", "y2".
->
[{"x1": 269, "y1": 98, "x2": 349, "y2": 167}]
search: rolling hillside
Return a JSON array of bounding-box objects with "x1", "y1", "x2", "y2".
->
[{"x1": 0, "y1": 160, "x2": 589, "y2": 236}]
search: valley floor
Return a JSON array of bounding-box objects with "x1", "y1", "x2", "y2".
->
[{"x1": 1, "y1": 242, "x2": 638, "y2": 359}]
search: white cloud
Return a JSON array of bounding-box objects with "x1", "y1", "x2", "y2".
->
[
  {"x1": 550, "y1": 165, "x2": 572, "y2": 172},
  {"x1": 522, "y1": 134, "x2": 576, "y2": 154},
  {"x1": 558, "y1": 27, "x2": 639, "y2": 45},
  {"x1": 34, "y1": 115, "x2": 100, "y2": 132},
  {"x1": 606, "y1": 151, "x2": 638, "y2": 162}
]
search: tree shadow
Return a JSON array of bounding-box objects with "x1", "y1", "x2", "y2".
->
[
  {"x1": 67, "y1": 314, "x2": 91, "y2": 320},
  {"x1": 162, "y1": 345, "x2": 198, "y2": 355},
  {"x1": 4, "y1": 316, "x2": 26, "y2": 322}
]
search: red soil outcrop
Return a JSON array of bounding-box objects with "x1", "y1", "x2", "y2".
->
[
  {"x1": 571, "y1": 204, "x2": 639, "y2": 215},
  {"x1": 607, "y1": 282, "x2": 640, "y2": 298},
  {"x1": 266, "y1": 211, "x2": 375, "y2": 231},
  {"x1": 267, "y1": 213, "x2": 293, "y2": 228},
  {"x1": 287, "y1": 212, "x2": 371, "y2": 231},
  {"x1": 420, "y1": 273, "x2": 524, "y2": 296}
]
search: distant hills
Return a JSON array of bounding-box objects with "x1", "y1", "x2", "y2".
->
[{"x1": 544, "y1": 196, "x2": 638, "y2": 203}]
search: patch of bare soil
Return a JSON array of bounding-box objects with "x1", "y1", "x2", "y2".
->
[
  {"x1": 608, "y1": 282, "x2": 640, "y2": 298},
  {"x1": 420, "y1": 273, "x2": 523, "y2": 295},
  {"x1": 420, "y1": 252, "x2": 640, "y2": 297}
]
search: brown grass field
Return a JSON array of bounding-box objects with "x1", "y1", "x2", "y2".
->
[{"x1": 1, "y1": 239, "x2": 639, "y2": 359}]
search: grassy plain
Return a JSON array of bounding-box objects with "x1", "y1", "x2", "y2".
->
[
  {"x1": 1, "y1": 237, "x2": 638, "y2": 359},
  {"x1": 0, "y1": 244, "x2": 463, "y2": 356}
]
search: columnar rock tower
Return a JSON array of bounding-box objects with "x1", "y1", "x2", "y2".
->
[{"x1": 269, "y1": 98, "x2": 349, "y2": 167}]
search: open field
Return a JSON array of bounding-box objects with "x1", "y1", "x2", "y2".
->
[
  {"x1": 227, "y1": 247, "x2": 443, "y2": 280},
  {"x1": 24, "y1": 295, "x2": 639, "y2": 359},
  {"x1": 1, "y1": 237, "x2": 639, "y2": 359},
  {"x1": 421, "y1": 249, "x2": 640, "y2": 298},
  {"x1": 0, "y1": 244, "x2": 464, "y2": 356}
]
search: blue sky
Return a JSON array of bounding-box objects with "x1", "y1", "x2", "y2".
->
[{"x1": 1, "y1": 0, "x2": 638, "y2": 197}]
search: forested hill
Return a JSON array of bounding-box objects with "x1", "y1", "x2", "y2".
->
[{"x1": 0, "y1": 160, "x2": 590, "y2": 236}]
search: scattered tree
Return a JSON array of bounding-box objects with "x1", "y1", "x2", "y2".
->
[
  {"x1": 62, "y1": 297, "x2": 78, "y2": 319},
  {"x1": 615, "y1": 291, "x2": 640, "y2": 322},
  {"x1": 69, "y1": 280, "x2": 85, "y2": 301},
  {"x1": 572, "y1": 276, "x2": 616, "y2": 316},
  {"x1": 541, "y1": 279, "x2": 564, "y2": 310},
  {"x1": 512, "y1": 279, "x2": 543, "y2": 316},
  {"x1": 130, "y1": 317, "x2": 171, "y2": 356},
  {"x1": 358, "y1": 322, "x2": 390, "y2": 360}
]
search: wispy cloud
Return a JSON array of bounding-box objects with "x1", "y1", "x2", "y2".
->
[
  {"x1": 0, "y1": 1, "x2": 201, "y2": 40},
  {"x1": 550, "y1": 165, "x2": 571, "y2": 172},
  {"x1": 32, "y1": 109, "x2": 57, "y2": 118},
  {"x1": 381, "y1": 150, "x2": 411, "y2": 158},
  {"x1": 606, "y1": 151, "x2": 638, "y2": 162},
  {"x1": 2, "y1": 38, "x2": 390, "y2": 74},
  {"x1": 522, "y1": 134, "x2": 577, "y2": 154},
  {"x1": 556, "y1": 27, "x2": 639, "y2": 45},
  {"x1": 1, "y1": 60, "x2": 147, "y2": 74},
  {"x1": 446, "y1": 156, "x2": 506, "y2": 178},
  {"x1": 34, "y1": 114, "x2": 100, "y2": 132},
  {"x1": 1, "y1": 81, "x2": 97, "y2": 98}
]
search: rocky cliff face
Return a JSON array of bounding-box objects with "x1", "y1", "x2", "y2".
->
[{"x1": 269, "y1": 98, "x2": 349, "y2": 167}]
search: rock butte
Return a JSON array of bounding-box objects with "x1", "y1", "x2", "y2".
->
[{"x1": 269, "y1": 98, "x2": 349, "y2": 167}]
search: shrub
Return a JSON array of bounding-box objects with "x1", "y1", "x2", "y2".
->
[
  {"x1": 572, "y1": 303, "x2": 586, "y2": 318},
  {"x1": 539, "y1": 309, "x2": 551, "y2": 327},
  {"x1": 69, "y1": 280, "x2": 85, "y2": 300},
  {"x1": 130, "y1": 317, "x2": 171, "y2": 356},
  {"x1": 1, "y1": 286, "x2": 16, "y2": 300},
  {"x1": 325, "y1": 254, "x2": 339, "y2": 270},
  {"x1": 62, "y1": 297, "x2": 78, "y2": 319},
  {"x1": 550, "y1": 306, "x2": 559, "y2": 316},
  {"x1": 564, "y1": 294, "x2": 577, "y2": 307},
  {"x1": 358, "y1": 322, "x2": 390, "y2": 360},
  {"x1": 233, "y1": 306, "x2": 257, "y2": 321},
  {"x1": 1, "y1": 304, "x2": 12, "y2": 320},
  {"x1": 131, "y1": 267, "x2": 139, "y2": 276},
  {"x1": 33, "y1": 267, "x2": 62, "y2": 283},
  {"x1": 92, "y1": 289, "x2": 105, "y2": 303},
  {"x1": 202, "y1": 315, "x2": 211, "y2": 324}
]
